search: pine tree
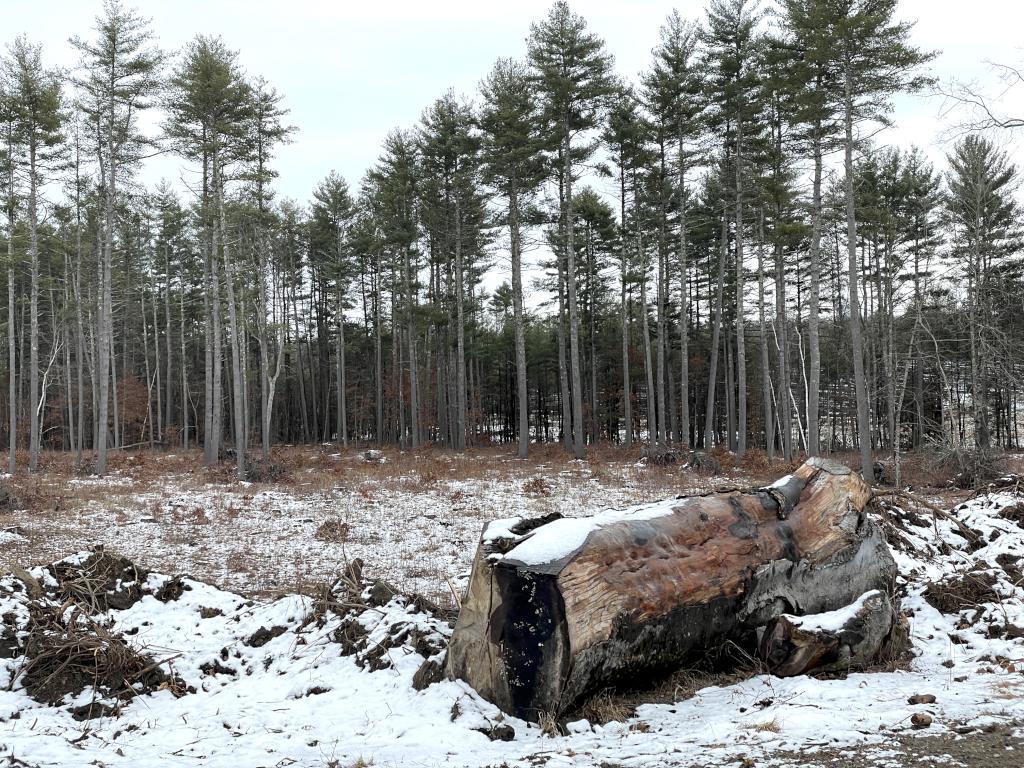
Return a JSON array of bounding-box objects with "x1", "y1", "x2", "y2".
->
[
  {"x1": 244, "y1": 77, "x2": 293, "y2": 459},
  {"x1": 528, "y1": 1, "x2": 615, "y2": 458},
  {"x1": 2, "y1": 37, "x2": 64, "y2": 472},
  {"x1": 417, "y1": 96, "x2": 485, "y2": 450},
  {"x1": 0, "y1": 79, "x2": 16, "y2": 473},
  {"x1": 70, "y1": 0, "x2": 164, "y2": 476},
  {"x1": 945, "y1": 135, "x2": 1022, "y2": 455},
  {"x1": 165, "y1": 35, "x2": 252, "y2": 477},
  {"x1": 602, "y1": 85, "x2": 650, "y2": 447},
  {"x1": 480, "y1": 58, "x2": 546, "y2": 458},
  {"x1": 831, "y1": 0, "x2": 934, "y2": 482},
  {"x1": 644, "y1": 11, "x2": 704, "y2": 449},
  {"x1": 702, "y1": 0, "x2": 765, "y2": 457},
  {"x1": 309, "y1": 171, "x2": 355, "y2": 447},
  {"x1": 777, "y1": 0, "x2": 842, "y2": 458}
]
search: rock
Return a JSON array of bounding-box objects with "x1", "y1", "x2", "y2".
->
[
  {"x1": 685, "y1": 451, "x2": 721, "y2": 475},
  {"x1": 1, "y1": 625, "x2": 21, "y2": 658},
  {"x1": 246, "y1": 625, "x2": 287, "y2": 648},
  {"x1": 367, "y1": 579, "x2": 398, "y2": 607},
  {"x1": 154, "y1": 575, "x2": 190, "y2": 602},
  {"x1": 412, "y1": 657, "x2": 445, "y2": 691},
  {"x1": 908, "y1": 694, "x2": 937, "y2": 705},
  {"x1": 911, "y1": 713, "x2": 933, "y2": 729},
  {"x1": 475, "y1": 723, "x2": 515, "y2": 742}
]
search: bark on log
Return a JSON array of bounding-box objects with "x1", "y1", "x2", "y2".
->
[
  {"x1": 758, "y1": 589, "x2": 907, "y2": 676},
  {"x1": 445, "y1": 458, "x2": 896, "y2": 720}
]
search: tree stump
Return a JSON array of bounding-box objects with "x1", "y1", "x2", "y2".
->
[
  {"x1": 445, "y1": 458, "x2": 896, "y2": 720},
  {"x1": 758, "y1": 589, "x2": 907, "y2": 676}
]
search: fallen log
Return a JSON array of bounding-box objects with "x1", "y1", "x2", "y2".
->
[
  {"x1": 758, "y1": 589, "x2": 907, "y2": 676},
  {"x1": 445, "y1": 458, "x2": 896, "y2": 720}
]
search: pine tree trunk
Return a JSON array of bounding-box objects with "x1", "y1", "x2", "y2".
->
[
  {"x1": 807, "y1": 137, "x2": 823, "y2": 457},
  {"x1": 406, "y1": 241, "x2": 420, "y2": 449},
  {"x1": 556, "y1": 261, "x2": 571, "y2": 450},
  {"x1": 734, "y1": 121, "x2": 747, "y2": 459},
  {"x1": 215, "y1": 150, "x2": 246, "y2": 479},
  {"x1": 7, "y1": 212, "x2": 16, "y2": 474},
  {"x1": 641, "y1": 265, "x2": 656, "y2": 448},
  {"x1": 758, "y1": 215, "x2": 774, "y2": 458},
  {"x1": 152, "y1": 275, "x2": 162, "y2": 443},
  {"x1": 374, "y1": 256, "x2": 383, "y2": 444},
  {"x1": 448, "y1": 458, "x2": 894, "y2": 720},
  {"x1": 563, "y1": 130, "x2": 585, "y2": 459},
  {"x1": 337, "y1": 286, "x2": 347, "y2": 447},
  {"x1": 28, "y1": 143, "x2": 40, "y2": 472},
  {"x1": 844, "y1": 67, "x2": 875, "y2": 484},
  {"x1": 510, "y1": 190, "x2": 530, "y2": 458},
  {"x1": 96, "y1": 108, "x2": 116, "y2": 476},
  {"x1": 164, "y1": 245, "x2": 173, "y2": 438},
  {"x1": 620, "y1": 165, "x2": 632, "y2": 448},
  {"x1": 180, "y1": 282, "x2": 189, "y2": 450},
  {"x1": 677, "y1": 148, "x2": 690, "y2": 449},
  {"x1": 704, "y1": 216, "x2": 728, "y2": 449},
  {"x1": 455, "y1": 199, "x2": 467, "y2": 451},
  {"x1": 775, "y1": 240, "x2": 792, "y2": 462}
]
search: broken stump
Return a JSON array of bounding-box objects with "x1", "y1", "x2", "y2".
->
[{"x1": 445, "y1": 458, "x2": 896, "y2": 720}]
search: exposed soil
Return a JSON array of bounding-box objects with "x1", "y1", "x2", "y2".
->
[{"x1": 768, "y1": 723, "x2": 1024, "y2": 767}]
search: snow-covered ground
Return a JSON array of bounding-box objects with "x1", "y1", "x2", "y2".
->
[
  {"x1": 1, "y1": 462, "x2": 1023, "y2": 767},
  {"x1": 1, "y1": 451, "x2": 714, "y2": 602}
]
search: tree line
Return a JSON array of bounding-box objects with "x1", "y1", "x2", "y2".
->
[{"x1": 1, "y1": 0, "x2": 1021, "y2": 481}]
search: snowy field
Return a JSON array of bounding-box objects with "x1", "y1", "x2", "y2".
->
[
  {"x1": 1, "y1": 451, "x2": 1023, "y2": 767},
  {"x1": 0, "y1": 448, "x2": 718, "y2": 603}
]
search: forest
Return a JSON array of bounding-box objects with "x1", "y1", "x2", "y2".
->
[{"x1": 1, "y1": 0, "x2": 1020, "y2": 485}]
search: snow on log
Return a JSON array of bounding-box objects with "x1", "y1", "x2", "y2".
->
[
  {"x1": 445, "y1": 458, "x2": 896, "y2": 721},
  {"x1": 757, "y1": 589, "x2": 905, "y2": 677}
]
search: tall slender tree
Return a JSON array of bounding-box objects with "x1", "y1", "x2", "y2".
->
[
  {"x1": 528, "y1": 1, "x2": 614, "y2": 458},
  {"x1": 70, "y1": 0, "x2": 164, "y2": 476},
  {"x1": 831, "y1": 0, "x2": 933, "y2": 482},
  {"x1": 480, "y1": 58, "x2": 546, "y2": 458}
]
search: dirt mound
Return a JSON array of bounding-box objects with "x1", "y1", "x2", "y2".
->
[
  {"x1": 923, "y1": 570, "x2": 1000, "y2": 614},
  {"x1": 999, "y1": 502, "x2": 1024, "y2": 529},
  {"x1": 47, "y1": 550, "x2": 149, "y2": 611}
]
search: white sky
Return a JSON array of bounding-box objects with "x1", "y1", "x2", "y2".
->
[
  {"x1": 5, "y1": 0, "x2": 1023, "y2": 199},
  {"x1": 5, "y1": 0, "x2": 1024, "y2": 306}
]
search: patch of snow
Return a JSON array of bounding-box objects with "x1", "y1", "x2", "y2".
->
[
  {"x1": 502, "y1": 496, "x2": 683, "y2": 567},
  {"x1": 785, "y1": 590, "x2": 880, "y2": 632}
]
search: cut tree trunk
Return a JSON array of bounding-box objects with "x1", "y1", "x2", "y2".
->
[
  {"x1": 445, "y1": 458, "x2": 895, "y2": 721},
  {"x1": 758, "y1": 589, "x2": 907, "y2": 677}
]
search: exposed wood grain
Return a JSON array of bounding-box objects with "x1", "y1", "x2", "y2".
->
[{"x1": 445, "y1": 458, "x2": 897, "y2": 721}]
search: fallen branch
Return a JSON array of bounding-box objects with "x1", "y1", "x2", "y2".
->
[{"x1": 872, "y1": 489, "x2": 981, "y2": 546}]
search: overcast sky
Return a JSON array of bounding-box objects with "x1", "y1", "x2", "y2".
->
[{"x1": 5, "y1": 0, "x2": 1024, "y2": 204}]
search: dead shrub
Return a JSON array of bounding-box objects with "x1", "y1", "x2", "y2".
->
[
  {"x1": 641, "y1": 444, "x2": 680, "y2": 467},
  {"x1": 923, "y1": 570, "x2": 1000, "y2": 614},
  {"x1": 522, "y1": 476, "x2": 551, "y2": 496},
  {"x1": 1000, "y1": 502, "x2": 1024, "y2": 529},
  {"x1": 575, "y1": 690, "x2": 633, "y2": 725},
  {"x1": 737, "y1": 448, "x2": 773, "y2": 474},
  {"x1": 0, "y1": 485, "x2": 17, "y2": 511},
  {"x1": 315, "y1": 519, "x2": 351, "y2": 543},
  {"x1": 20, "y1": 604, "x2": 183, "y2": 709},
  {"x1": 922, "y1": 441, "x2": 1002, "y2": 490},
  {"x1": 246, "y1": 459, "x2": 291, "y2": 484}
]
